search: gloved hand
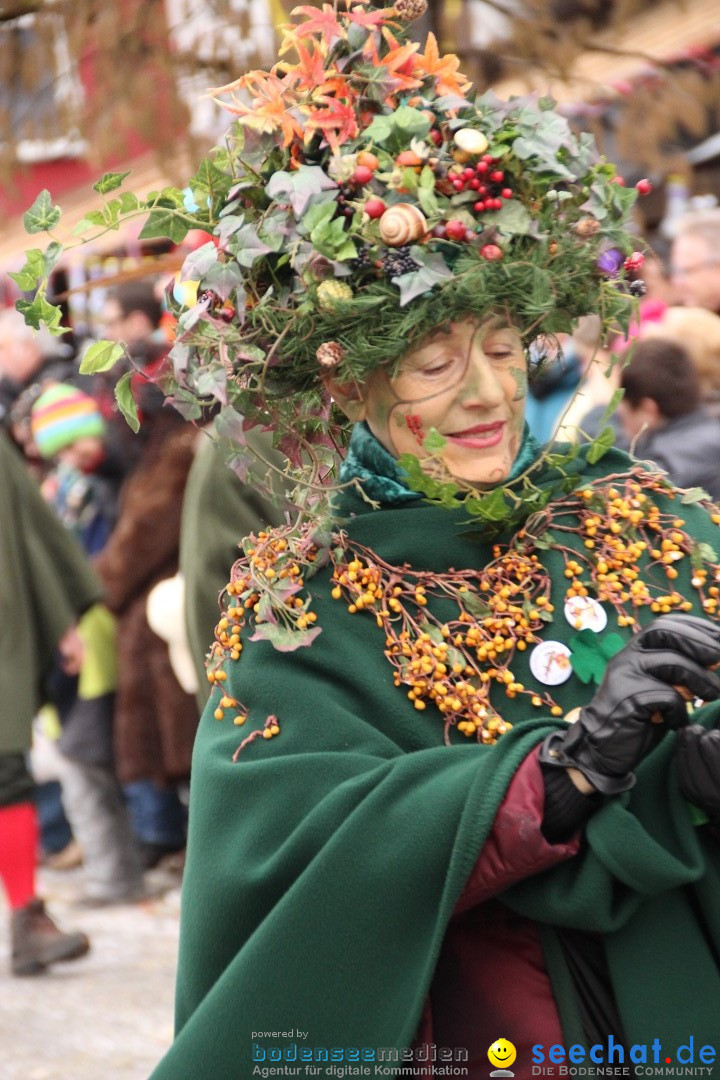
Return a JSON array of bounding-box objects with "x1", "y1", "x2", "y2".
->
[
  {"x1": 675, "y1": 724, "x2": 720, "y2": 824},
  {"x1": 539, "y1": 614, "x2": 720, "y2": 795}
]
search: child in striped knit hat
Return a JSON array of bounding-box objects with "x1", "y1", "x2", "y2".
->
[{"x1": 31, "y1": 383, "x2": 116, "y2": 554}]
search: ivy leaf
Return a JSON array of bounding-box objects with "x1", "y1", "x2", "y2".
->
[
  {"x1": 422, "y1": 427, "x2": 446, "y2": 454},
  {"x1": 106, "y1": 191, "x2": 141, "y2": 218},
  {"x1": 8, "y1": 242, "x2": 61, "y2": 291},
  {"x1": 15, "y1": 293, "x2": 67, "y2": 335},
  {"x1": 363, "y1": 107, "x2": 430, "y2": 151},
  {"x1": 23, "y1": 189, "x2": 61, "y2": 234},
  {"x1": 265, "y1": 165, "x2": 337, "y2": 217},
  {"x1": 309, "y1": 214, "x2": 357, "y2": 260},
  {"x1": 231, "y1": 222, "x2": 274, "y2": 269},
  {"x1": 202, "y1": 261, "x2": 246, "y2": 302},
  {"x1": 180, "y1": 241, "x2": 219, "y2": 281},
  {"x1": 187, "y1": 158, "x2": 233, "y2": 215},
  {"x1": 79, "y1": 339, "x2": 126, "y2": 375},
  {"x1": 139, "y1": 205, "x2": 193, "y2": 244},
  {"x1": 465, "y1": 487, "x2": 509, "y2": 521},
  {"x1": 72, "y1": 210, "x2": 108, "y2": 234},
  {"x1": 493, "y1": 199, "x2": 534, "y2": 237},
  {"x1": 681, "y1": 487, "x2": 710, "y2": 505},
  {"x1": 394, "y1": 254, "x2": 453, "y2": 306},
  {"x1": 691, "y1": 540, "x2": 719, "y2": 571},
  {"x1": 92, "y1": 171, "x2": 131, "y2": 194},
  {"x1": 569, "y1": 630, "x2": 624, "y2": 685},
  {"x1": 114, "y1": 371, "x2": 140, "y2": 433},
  {"x1": 595, "y1": 386, "x2": 624, "y2": 431},
  {"x1": 587, "y1": 425, "x2": 616, "y2": 464},
  {"x1": 249, "y1": 623, "x2": 322, "y2": 652}
]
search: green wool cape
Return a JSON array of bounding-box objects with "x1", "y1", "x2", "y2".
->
[
  {"x1": 152, "y1": 439, "x2": 720, "y2": 1079},
  {"x1": 0, "y1": 433, "x2": 102, "y2": 754}
]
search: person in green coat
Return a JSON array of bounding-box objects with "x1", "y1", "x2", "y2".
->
[
  {"x1": 0, "y1": 431, "x2": 101, "y2": 974},
  {"x1": 147, "y1": 4, "x2": 720, "y2": 1075},
  {"x1": 180, "y1": 425, "x2": 286, "y2": 707}
]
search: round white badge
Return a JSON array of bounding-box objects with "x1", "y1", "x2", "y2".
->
[
  {"x1": 563, "y1": 595, "x2": 608, "y2": 633},
  {"x1": 529, "y1": 640, "x2": 573, "y2": 686}
]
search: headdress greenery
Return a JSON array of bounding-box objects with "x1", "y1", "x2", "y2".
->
[{"x1": 17, "y1": 0, "x2": 646, "y2": 506}]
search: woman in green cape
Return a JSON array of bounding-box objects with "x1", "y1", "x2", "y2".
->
[{"x1": 148, "y1": 2, "x2": 720, "y2": 1075}]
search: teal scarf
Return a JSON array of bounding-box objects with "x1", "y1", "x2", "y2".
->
[{"x1": 337, "y1": 420, "x2": 542, "y2": 515}]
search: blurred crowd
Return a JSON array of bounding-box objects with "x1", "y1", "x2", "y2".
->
[
  {"x1": 1, "y1": 203, "x2": 720, "y2": 977},
  {"x1": 527, "y1": 205, "x2": 720, "y2": 497},
  {"x1": 0, "y1": 276, "x2": 283, "y2": 976}
]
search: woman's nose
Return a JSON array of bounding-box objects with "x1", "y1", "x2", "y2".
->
[{"x1": 459, "y1": 348, "x2": 505, "y2": 408}]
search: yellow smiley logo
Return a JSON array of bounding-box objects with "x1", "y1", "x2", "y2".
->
[{"x1": 488, "y1": 1039, "x2": 517, "y2": 1070}]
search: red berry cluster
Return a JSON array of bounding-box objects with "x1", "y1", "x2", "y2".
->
[{"x1": 450, "y1": 155, "x2": 513, "y2": 214}]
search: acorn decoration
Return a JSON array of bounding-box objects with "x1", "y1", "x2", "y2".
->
[
  {"x1": 317, "y1": 280, "x2": 353, "y2": 312},
  {"x1": 316, "y1": 341, "x2": 345, "y2": 369},
  {"x1": 453, "y1": 128, "x2": 489, "y2": 156},
  {"x1": 379, "y1": 203, "x2": 427, "y2": 247}
]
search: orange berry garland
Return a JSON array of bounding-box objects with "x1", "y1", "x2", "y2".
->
[{"x1": 207, "y1": 469, "x2": 720, "y2": 754}]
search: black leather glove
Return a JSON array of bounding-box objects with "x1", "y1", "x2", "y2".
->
[
  {"x1": 539, "y1": 614, "x2": 720, "y2": 795},
  {"x1": 675, "y1": 724, "x2": 720, "y2": 825}
]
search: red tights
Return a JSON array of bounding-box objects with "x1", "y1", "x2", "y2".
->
[{"x1": 0, "y1": 802, "x2": 37, "y2": 909}]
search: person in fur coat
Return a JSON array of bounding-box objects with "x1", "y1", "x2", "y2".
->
[{"x1": 94, "y1": 406, "x2": 199, "y2": 868}]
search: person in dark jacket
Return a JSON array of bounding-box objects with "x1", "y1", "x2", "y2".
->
[
  {"x1": 0, "y1": 431, "x2": 98, "y2": 974},
  {"x1": 618, "y1": 337, "x2": 720, "y2": 498}
]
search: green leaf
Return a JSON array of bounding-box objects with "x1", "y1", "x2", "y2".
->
[
  {"x1": 79, "y1": 339, "x2": 126, "y2": 375},
  {"x1": 422, "y1": 427, "x2": 447, "y2": 454},
  {"x1": 493, "y1": 200, "x2": 534, "y2": 236},
  {"x1": 114, "y1": 370, "x2": 140, "y2": 433},
  {"x1": 139, "y1": 208, "x2": 193, "y2": 244},
  {"x1": 569, "y1": 629, "x2": 624, "y2": 685},
  {"x1": 72, "y1": 210, "x2": 108, "y2": 234},
  {"x1": 595, "y1": 386, "x2": 624, "y2": 431},
  {"x1": 362, "y1": 107, "x2": 430, "y2": 150},
  {"x1": 23, "y1": 189, "x2": 61, "y2": 234},
  {"x1": 417, "y1": 185, "x2": 439, "y2": 217},
  {"x1": 681, "y1": 487, "x2": 710, "y2": 505},
  {"x1": 188, "y1": 158, "x2": 233, "y2": 214},
  {"x1": 466, "y1": 487, "x2": 509, "y2": 521},
  {"x1": 249, "y1": 622, "x2": 322, "y2": 652},
  {"x1": 107, "y1": 191, "x2": 141, "y2": 216},
  {"x1": 8, "y1": 249, "x2": 48, "y2": 291},
  {"x1": 15, "y1": 293, "x2": 67, "y2": 335},
  {"x1": 586, "y1": 425, "x2": 616, "y2": 464},
  {"x1": 92, "y1": 170, "x2": 131, "y2": 194}
]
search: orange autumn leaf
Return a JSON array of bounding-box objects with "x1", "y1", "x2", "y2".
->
[
  {"x1": 215, "y1": 72, "x2": 305, "y2": 148},
  {"x1": 305, "y1": 96, "x2": 360, "y2": 152},
  {"x1": 313, "y1": 75, "x2": 358, "y2": 103},
  {"x1": 289, "y1": 4, "x2": 347, "y2": 47},
  {"x1": 416, "y1": 32, "x2": 471, "y2": 98},
  {"x1": 278, "y1": 39, "x2": 330, "y2": 92},
  {"x1": 347, "y1": 5, "x2": 398, "y2": 29},
  {"x1": 363, "y1": 32, "x2": 423, "y2": 97}
]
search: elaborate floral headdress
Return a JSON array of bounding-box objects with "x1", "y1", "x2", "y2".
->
[{"x1": 162, "y1": 0, "x2": 643, "y2": 469}]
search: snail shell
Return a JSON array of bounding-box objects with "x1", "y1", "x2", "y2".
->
[
  {"x1": 379, "y1": 203, "x2": 428, "y2": 247},
  {"x1": 453, "y1": 128, "x2": 489, "y2": 155}
]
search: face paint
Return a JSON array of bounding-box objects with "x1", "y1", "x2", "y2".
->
[
  {"x1": 510, "y1": 365, "x2": 528, "y2": 401},
  {"x1": 361, "y1": 316, "x2": 528, "y2": 485}
]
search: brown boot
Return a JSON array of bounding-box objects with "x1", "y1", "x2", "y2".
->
[{"x1": 11, "y1": 898, "x2": 90, "y2": 976}]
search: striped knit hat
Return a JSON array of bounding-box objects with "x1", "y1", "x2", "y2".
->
[{"x1": 31, "y1": 383, "x2": 106, "y2": 459}]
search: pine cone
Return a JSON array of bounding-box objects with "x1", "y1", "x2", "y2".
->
[
  {"x1": 394, "y1": 0, "x2": 428, "y2": 20},
  {"x1": 316, "y1": 342, "x2": 345, "y2": 369}
]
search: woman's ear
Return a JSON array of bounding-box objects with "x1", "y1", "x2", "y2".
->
[{"x1": 323, "y1": 375, "x2": 368, "y2": 422}]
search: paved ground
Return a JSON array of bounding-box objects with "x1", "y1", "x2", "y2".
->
[{"x1": 0, "y1": 862, "x2": 181, "y2": 1080}]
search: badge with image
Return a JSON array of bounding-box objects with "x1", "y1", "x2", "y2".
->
[{"x1": 488, "y1": 1038, "x2": 516, "y2": 1077}]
